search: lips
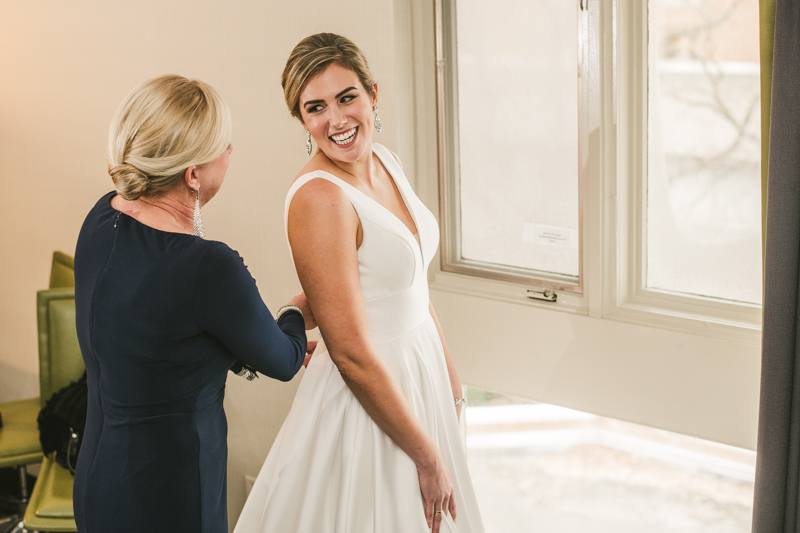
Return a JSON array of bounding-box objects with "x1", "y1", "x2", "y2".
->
[{"x1": 330, "y1": 126, "x2": 358, "y2": 146}]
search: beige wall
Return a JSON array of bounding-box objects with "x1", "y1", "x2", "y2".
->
[{"x1": 0, "y1": 0, "x2": 413, "y2": 527}]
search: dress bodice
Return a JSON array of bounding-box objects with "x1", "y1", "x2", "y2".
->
[{"x1": 284, "y1": 144, "x2": 439, "y2": 341}]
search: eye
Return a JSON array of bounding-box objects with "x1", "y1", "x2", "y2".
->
[
  {"x1": 340, "y1": 94, "x2": 357, "y2": 104},
  {"x1": 306, "y1": 104, "x2": 324, "y2": 113}
]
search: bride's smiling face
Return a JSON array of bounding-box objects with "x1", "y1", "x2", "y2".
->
[{"x1": 299, "y1": 62, "x2": 378, "y2": 164}]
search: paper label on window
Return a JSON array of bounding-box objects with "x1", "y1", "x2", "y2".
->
[{"x1": 522, "y1": 223, "x2": 578, "y2": 249}]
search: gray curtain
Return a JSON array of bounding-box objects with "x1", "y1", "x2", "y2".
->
[{"x1": 752, "y1": 0, "x2": 800, "y2": 531}]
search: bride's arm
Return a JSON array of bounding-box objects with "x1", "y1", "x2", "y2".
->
[
  {"x1": 428, "y1": 303, "x2": 464, "y2": 420},
  {"x1": 288, "y1": 178, "x2": 456, "y2": 531}
]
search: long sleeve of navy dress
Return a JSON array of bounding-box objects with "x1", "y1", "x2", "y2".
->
[{"x1": 72, "y1": 192, "x2": 307, "y2": 533}]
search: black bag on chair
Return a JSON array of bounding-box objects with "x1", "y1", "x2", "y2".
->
[{"x1": 37, "y1": 372, "x2": 88, "y2": 475}]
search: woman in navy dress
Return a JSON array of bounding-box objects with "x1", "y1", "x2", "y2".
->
[{"x1": 73, "y1": 75, "x2": 314, "y2": 533}]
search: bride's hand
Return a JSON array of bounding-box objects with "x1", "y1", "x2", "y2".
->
[
  {"x1": 416, "y1": 452, "x2": 457, "y2": 533},
  {"x1": 287, "y1": 291, "x2": 317, "y2": 330}
]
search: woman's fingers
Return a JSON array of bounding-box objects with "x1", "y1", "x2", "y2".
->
[
  {"x1": 449, "y1": 491, "x2": 457, "y2": 521},
  {"x1": 286, "y1": 291, "x2": 317, "y2": 330},
  {"x1": 303, "y1": 340, "x2": 318, "y2": 367},
  {"x1": 302, "y1": 306, "x2": 317, "y2": 330}
]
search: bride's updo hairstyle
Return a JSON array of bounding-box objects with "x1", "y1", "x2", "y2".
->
[
  {"x1": 281, "y1": 33, "x2": 377, "y2": 121},
  {"x1": 108, "y1": 75, "x2": 232, "y2": 200}
]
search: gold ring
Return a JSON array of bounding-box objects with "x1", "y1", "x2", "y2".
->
[{"x1": 434, "y1": 510, "x2": 443, "y2": 517}]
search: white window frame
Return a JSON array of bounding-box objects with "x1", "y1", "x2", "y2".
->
[
  {"x1": 431, "y1": 0, "x2": 762, "y2": 344},
  {"x1": 434, "y1": 0, "x2": 592, "y2": 295}
]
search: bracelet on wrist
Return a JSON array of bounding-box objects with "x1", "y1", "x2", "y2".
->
[
  {"x1": 229, "y1": 360, "x2": 259, "y2": 381},
  {"x1": 276, "y1": 305, "x2": 303, "y2": 322},
  {"x1": 454, "y1": 398, "x2": 466, "y2": 407}
]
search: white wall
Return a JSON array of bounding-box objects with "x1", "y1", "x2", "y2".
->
[{"x1": 428, "y1": 289, "x2": 760, "y2": 449}]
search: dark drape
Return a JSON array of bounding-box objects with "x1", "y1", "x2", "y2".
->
[
  {"x1": 760, "y1": 0, "x2": 776, "y2": 263},
  {"x1": 752, "y1": 0, "x2": 800, "y2": 531}
]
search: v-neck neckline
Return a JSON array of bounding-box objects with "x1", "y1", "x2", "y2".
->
[{"x1": 314, "y1": 147, "x2": 423, "y2": 261}]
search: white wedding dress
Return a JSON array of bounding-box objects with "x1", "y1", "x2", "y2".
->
[{"x1": 234, "y1": 144, "x2": 484, "y2": 533}]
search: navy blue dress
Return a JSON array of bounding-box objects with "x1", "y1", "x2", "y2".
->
[{"x1": 73, "y1": 192, "x2": 307, "y2": 533}]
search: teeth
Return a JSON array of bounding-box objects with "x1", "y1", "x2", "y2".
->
[{"x1": 332, "y1": 127, "x2": 357, "y2": 144}]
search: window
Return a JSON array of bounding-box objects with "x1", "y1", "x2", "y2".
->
[
  {"x1": 435, "y1": 0, "x2": 762, "y2": 335},
  {"x1": 436, "y1": 0, "x2": 590, "y2": 291},
  {"x1": 646, "y1": 0, "x2": 761, "y2": 305}
]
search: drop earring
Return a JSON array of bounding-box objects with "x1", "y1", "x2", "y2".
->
[
  {"x1": 373, "y1": 107, "x2": 382, "y2": 133},
  {"x1": 193, "y1": 189, "x2": 205, "y2": 238},
  {"x1": 305, "y1": 130, "x2": 313, "y2": 156}
]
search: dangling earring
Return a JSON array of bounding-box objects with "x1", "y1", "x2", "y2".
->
[
  {"x1": 305, "y1": 130, "x2": 313, "y2": 156},
  {"x1": 373, "y1": 107, "x2": 383, "y2": 133},
  {"x1": 193, "y1": 189, "x2": 205, "y2": 239}
]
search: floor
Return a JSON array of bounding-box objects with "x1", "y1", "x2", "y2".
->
[
  {"x1": 0, "y1": 467, "x2": 36, "y2": 533},
  {"x1": 0, "y1": 402, "x2": 755, "y2": 533},
  {"x1": 465, "y1": 402, "x2": 755, "y2": 533}
]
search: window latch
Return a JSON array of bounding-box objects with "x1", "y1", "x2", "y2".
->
[{"x1": 527, "y1": 289, "x2": 557, "y2": 302}]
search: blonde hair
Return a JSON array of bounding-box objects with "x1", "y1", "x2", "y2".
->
[
  {"x1": 108, "y1": 75, "x2": 232, "y2": 200},
  {"x1": 281, "y1": 33, "x2": 376, "y2": 121}
]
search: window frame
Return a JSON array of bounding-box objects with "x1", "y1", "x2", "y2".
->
[
  {"x1": 606, "y1": 0, "x2": 761, "y2": 342},
  {"x1": 434, "y1": 0, "x2": 592, "y2": 294},
  {"x1": 432, "y1": 0, "x2": 762, "y2": 343}
]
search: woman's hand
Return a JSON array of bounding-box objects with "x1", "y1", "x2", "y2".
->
[
  {"x1": 303, "y1": 340, "x2": 318, "y2": 367},
  {"x1": 417, "y1": 453, "x2": 457, "y2": 532},
  {"x1": 287, "y1": 291, "x2": 317, "y2": 330}
]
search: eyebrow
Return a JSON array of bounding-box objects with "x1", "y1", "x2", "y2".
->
[{"x1": 303, "y1": 86, "x2": 358, "y2": 108}]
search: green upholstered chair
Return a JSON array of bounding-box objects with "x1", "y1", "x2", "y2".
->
[
  {"x1": 23, "y1": 454, "x2": 78, "y2": 532},
  {"x1": 34, "y1": 288, "x2": 84, "y2": 410},
  {"x1": 48, "y1": 252, "x2": 75, "y2": 290},
  {"x1": 0, "y1": 252, "x2": 75, "y2": 530},
  {"x1": 0, "y1": 400, "x2": 42, "y2": 470},
  {"x1": 23, "y1": 287, "x2": 83, "y2": 532},
  {"x1": 0, "y1": 397, "x2": 42, "y2": 525}
]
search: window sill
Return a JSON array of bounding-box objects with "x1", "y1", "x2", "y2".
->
[{"x1": 430, "y1": 269, "x2": 762, "y2": 346}]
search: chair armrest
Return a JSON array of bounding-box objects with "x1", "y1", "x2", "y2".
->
[{"x1": 23, "y1": 453, "x2": 77, "y2": 532}]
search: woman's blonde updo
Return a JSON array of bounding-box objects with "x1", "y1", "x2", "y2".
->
[
  {"x1": 108, "y1": 75, "x2": 232, "y2": 200},
  {"x1": 281, "y1": 33, "x2": 376, "y2": 121}
]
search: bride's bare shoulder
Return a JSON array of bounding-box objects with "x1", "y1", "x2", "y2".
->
[
  {"x1": 292, "y1": 153, "x2": 340, "y2": 183},
  {"x1": 288, "y1": 176, "x2": 357, "y2": 235}
]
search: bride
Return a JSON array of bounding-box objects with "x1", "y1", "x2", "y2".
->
[{"x1": 234, "y1": 33, "x2": 484, "y2": 533}]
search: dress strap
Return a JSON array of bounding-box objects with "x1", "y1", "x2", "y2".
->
[{"x1": 371, "y1": 143, "x2": 409, "y2": 189}]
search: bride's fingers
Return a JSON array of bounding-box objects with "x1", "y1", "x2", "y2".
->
[
  {"x1": 432, "y1": 502, "x2": 444, "y2": 533},
  {"x1": 449, "y1": 492, "x2": 457, "y2": 521},
  {"x1": 424, "y1": 498, "x2": 434, "y2": 529}
]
